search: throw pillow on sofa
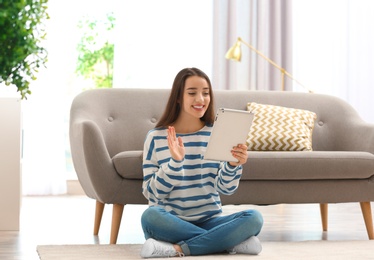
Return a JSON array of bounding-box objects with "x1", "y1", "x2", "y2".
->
[{"x1": 246, "y1": 102, "x2": 317, "y2": 151}]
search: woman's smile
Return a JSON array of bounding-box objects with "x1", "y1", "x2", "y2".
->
[{"x1": 192, "y1": 104, "x2": 205, "y2": 111}]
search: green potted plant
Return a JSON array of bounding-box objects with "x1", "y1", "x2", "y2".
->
[{"x1": 0, "y1": 0, "x2": 49, "y2": 99}]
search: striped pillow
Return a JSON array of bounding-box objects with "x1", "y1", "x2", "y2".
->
[{"x1": 246, "y1": 102, "x2": 317, "y2": 151}]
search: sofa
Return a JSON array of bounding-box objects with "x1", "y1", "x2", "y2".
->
[{"x1": 69, "y1": 88, "x2": 374, "y2": 244}]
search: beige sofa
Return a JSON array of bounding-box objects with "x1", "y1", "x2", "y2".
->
[{"x1": 69, "y1": 88, "x2": 374, "y2": 244}]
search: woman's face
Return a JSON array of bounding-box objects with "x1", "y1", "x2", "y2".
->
[{"x1": 180, "y1": 76, "x2": 211, "y2": 121}]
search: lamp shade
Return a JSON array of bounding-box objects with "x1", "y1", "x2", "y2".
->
[{"x1": 225, "y1": 40, "x2": 242, "y2": 61}]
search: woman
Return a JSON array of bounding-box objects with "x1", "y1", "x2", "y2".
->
[{"x1": 141, "y1": 67, "x2": 263, "y2": 258}]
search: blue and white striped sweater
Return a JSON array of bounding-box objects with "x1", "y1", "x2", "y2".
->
[{"x1": 142, "y1": 125, "x2": 243, "y2": 223}]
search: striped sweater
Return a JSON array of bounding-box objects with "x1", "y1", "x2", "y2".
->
[{"x1": 142, "y1": 125, "x2": 243, "y2": 223}]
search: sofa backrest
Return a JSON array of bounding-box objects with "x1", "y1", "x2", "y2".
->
[{"x1": 70, "y1": 88, "x2": 365, "y2": 157}]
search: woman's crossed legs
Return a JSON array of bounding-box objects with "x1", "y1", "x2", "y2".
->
[{"x1": 141, "y1": 206, "x2": 263, "y2": 256}]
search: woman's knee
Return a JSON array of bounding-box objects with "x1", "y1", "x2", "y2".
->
[
  {"x1": 141, "y1": 206, "x2": 165, "y2": 226},
  {"x1": 253, "y1": 209, "x2": 264, "y2": 233},
  {"x1": 244, "y1": 209, "x2": 264, "y2": 234},
  {"x1": 251, "y1": 209, "x2": 263, "y2": 224}
]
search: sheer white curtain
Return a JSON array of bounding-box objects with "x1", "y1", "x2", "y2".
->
[
  {"x1": 293, "y1": 0, "x2": 374, "y2": 123},
  {"x1": 22, "y1": 0, "x2": 117, "y2": 195},
  {"x1": 112, "y1": 0, "x2": 213, "y2": 89},
  {"x1": 213, "y1": 0, "x2": 293, "y2": 91},
  {"x1": 21, "y1": 0, "x2": 77, "y2": 195}
]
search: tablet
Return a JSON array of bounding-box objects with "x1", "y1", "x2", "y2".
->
[{"x1": 203, "y1": 108, "x2": 254, "y2": 162}]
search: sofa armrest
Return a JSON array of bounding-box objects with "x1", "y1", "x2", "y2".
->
[
  {"x1": 342, "y1": 120, "x2": 374, "y2": 154},
  {"x1": 70, "y1": 119, "x2": 123, "y2": 203}
]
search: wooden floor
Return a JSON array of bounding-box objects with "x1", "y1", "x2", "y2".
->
[{"x1": 0, "y1": 195, "x2": 372, "y2": 259}]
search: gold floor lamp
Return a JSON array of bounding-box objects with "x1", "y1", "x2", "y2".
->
[{"x1": 225, "y1": 37, "x2": 312, "y2": 93}]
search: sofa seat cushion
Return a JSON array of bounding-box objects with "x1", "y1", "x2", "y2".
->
[
  {"x1": 113, "y1": 150, "x2": 374, "y2": 181},
  {"x1": 243, "y1": 151, "x2": 374, "y2": 181}
]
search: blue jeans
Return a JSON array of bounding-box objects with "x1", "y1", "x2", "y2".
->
[{"x1": 141, "y1": 206, "x2": 263, "y2": 256}]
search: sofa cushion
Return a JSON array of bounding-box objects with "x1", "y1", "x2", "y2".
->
[
  {"x1": 246, "y1": 102, "x2": 317, "y2": 151},
  {"x1": 113, "y1": 150, "x2": 374, "y2": 181},
  {"x1": 241, "y1": 151, "x2": 374, "y2": 181}
]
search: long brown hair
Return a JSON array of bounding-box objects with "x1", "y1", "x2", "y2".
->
[{"x1": 156, "y1": 67, "x2": 215, "y2": 128}]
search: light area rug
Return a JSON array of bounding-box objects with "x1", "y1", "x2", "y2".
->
[{"x1": 37, "y1": 241, "x2": 374, "y2": 260}]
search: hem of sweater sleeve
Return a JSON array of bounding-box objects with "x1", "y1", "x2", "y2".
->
[
  {"x1": 159, "y1": 158, "x2": 184, "y2": 185},
  {"x1": 224, "y1": 162, "x2": 242, "y2": 173},
  {"x1": 168, "y1": 157, "x2": 184, "y2": 170}
]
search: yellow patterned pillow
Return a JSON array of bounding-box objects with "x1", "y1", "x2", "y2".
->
[{"x1": 246, "y1": 103, "x2": 317, "y2": 151}]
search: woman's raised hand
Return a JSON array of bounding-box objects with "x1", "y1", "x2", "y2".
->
[{"x1": 167, "y1": 126, "x2": 185, "y2": 161}]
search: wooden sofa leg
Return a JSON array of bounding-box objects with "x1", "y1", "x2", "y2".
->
[
  {"x1": 110, "y1": 204, "x2": 125, "y2": 244},
  {"x1": 94, "y1": 201, "x2": 105, "y2": 235},
  {"x1": 360, "y1": 202, "x2": 374, "y2": 240},
  {"x1": 320, "y1": 203, "x2": 328, "y2": 231}
]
